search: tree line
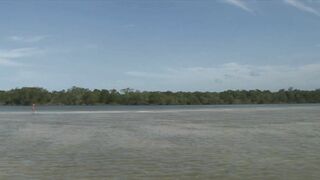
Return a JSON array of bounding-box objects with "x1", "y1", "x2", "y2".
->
[{"x1": 0, "y1": 87, "x2": 319, "y2": 105}]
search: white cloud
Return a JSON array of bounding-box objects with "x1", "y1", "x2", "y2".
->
[
  {"x1": 0, "y1": 48, "x2": 43, "y2": 59},
  {"x1": 284, "y1": 0, "x2": 320, "y2": 16},
  {"x1": 0, "y1": 47, "x2": 44, "y2": 67},
  {"x1": 0, "y1": 58, "x2": 23, "y2": 67},
  {"x1": 8, "y1": 35, "x2": 48, "y2": 43},
  {"x1": 223, "y1": 0, "x2": 253, "y2": 13},
  {"x1": 125, "y1": 63, "x2": 320, "y2": 91},
  {"x1": 126, "y1": 71, "x2": 172, "y2": 79},
  {"x1": 123, "y1": 24, "x2": 136, "y2": 28}
]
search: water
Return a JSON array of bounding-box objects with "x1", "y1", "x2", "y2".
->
[{"x1": 0, "y1": 104, "x2": 320, "y2": 179}]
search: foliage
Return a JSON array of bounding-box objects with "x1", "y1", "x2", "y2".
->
[{"x1": 0, "y1": 87, "x2": 319, "y2": 105}]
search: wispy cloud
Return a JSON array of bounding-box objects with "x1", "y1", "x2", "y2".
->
[
  {"x1": 126, "y1": 71, "x2": 172, "y2": 79},
  {"x1": 8, "y1": 35, "x2": 48, "y2": 43},
  {"x1": 123, "y1": 24, "x2": 136, "y2": 29},
  {"x1": 284, "y1": 0, "x2": 320, "y2": 16},
  {"x1": 125, "y1": 63, "x2": 320, "y2": 91},
  {"x1": 0, "y1": 48, "x2": 42, "y2": 59},
  {"x1": 223, "y1": 0, "x2": 253, "y2": 13},
  {"x1": 0, "y1": 58, "x2": 23, "y2": 67},
  {"x1": 0, "y1": 47, "x2": 44, "y2": 67}
]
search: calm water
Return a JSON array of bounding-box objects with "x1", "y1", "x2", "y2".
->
[{"x1": 0, "y1": 104, "x2": 320, "y2": 179}]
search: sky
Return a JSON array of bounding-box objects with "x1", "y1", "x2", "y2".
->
[{"x1": 0, "y1": 0, "x2": 320, "y2": 92}]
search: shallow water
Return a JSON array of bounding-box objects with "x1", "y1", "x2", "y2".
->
[{"x1": 0, "y1": 104, "x2": 320, "y2": 179}]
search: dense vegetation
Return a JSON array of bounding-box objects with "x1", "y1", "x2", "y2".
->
[{"x1": 0, "y1": 87, "x2": 319, "y2": 105}]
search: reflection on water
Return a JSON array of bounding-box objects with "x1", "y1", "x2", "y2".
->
[{"x1": 0, "y1": 105, "x2": 320, "y2": 179}]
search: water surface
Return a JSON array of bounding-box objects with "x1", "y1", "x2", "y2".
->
[{"x1": 1, "y1": 104, "x2": 320, "y2": 179}]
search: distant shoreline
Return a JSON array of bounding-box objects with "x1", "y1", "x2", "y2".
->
[
  {"x1": 1, "y1": 103, "x2": 320, "y2": 106},
  {"x1": 1, "y1": 87, "x2": 320, "y2": 106}
]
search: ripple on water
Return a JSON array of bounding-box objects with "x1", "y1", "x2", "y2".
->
[{"x1": 0, "y1": 105, "x2": 320, "y2": 179}]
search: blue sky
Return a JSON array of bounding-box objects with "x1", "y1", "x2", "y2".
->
[{"x1": 0, "y1": 0, "x2": 320, "y2": 91}]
